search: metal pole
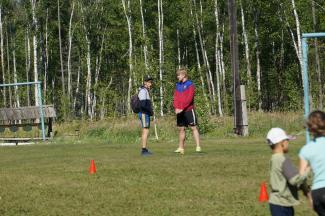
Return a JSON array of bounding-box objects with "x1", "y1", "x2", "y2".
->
[
  {"x1": 302, "y1": 38, "x2": 310, "y2": 143},
  {"x1": 37, "y1": 82, "x2": 46, "y2": 141}
]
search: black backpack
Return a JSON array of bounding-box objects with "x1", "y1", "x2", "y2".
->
[{"x1": 130, "y1": 93, "x2": 141, "y2": 113}]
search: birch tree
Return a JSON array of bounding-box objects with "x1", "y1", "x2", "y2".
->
[
  {"x1": 122, "y1": 0, "x2": 133, "y2": 114},
  {"x1": 158, "y1": 0, "x2": 164, "y2": 116},
  {"x1": 31, "y1": 0, "x2": 39, "y2": 106},
  {"x1": 139, "y1": 0, "x2": 149, "y2": 71},
  {"x1": 67, "y1": 2, "x2": 75, "y2": 102},
  {"x1": 214, "y1": 0, "x2": 223, "y2": 116},
  {"x1": 0, "y1": 7, "x2": 6, "y2": 106},
  {"x1": 25, "y1": 27, "x2": 31, "y2": 106},
  {"x1": 254, "y1": 10, "x2": 262, "y2": 111},
  {"x1": 58, "y1": 0, "x2": 65, "y2": 98}
]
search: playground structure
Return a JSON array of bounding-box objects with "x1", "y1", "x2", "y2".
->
[
  {"x1": 302, "y1": 32, "x2": 325, "y2": 143},
  {"x1": 0, "y1": 81, "x2": 56, "y2": 144}
]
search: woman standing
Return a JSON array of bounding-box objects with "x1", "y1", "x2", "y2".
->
[{"x1": 299, "y1": 110, "x2": 325, "y2": 216}]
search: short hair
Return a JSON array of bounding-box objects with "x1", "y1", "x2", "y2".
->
[
  {"x1": 307, "y1": 110, "x2": 325, "y2": 137},
  {"x1": 176, "y1": 68, "x2": 188, "y2": 78}
]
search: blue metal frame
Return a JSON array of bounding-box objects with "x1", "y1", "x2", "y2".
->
[
  {"x1": 302, "y1": 32, "x2": 325, "y2": 143},
  {"x1": 0, "y1": 81, "x2": 46, "y2": 141}
]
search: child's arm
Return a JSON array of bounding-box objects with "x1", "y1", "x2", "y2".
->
[{"x1": 282, "y1": 157, "x2": 309, "y2": 186}]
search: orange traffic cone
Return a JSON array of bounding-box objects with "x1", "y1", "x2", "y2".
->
[
  {"x1": 89, "y1": 160, "x2": 96, "y2": 174},
  {"x1": 259, "y1": 182, "x2": 269, "y2": 202}
]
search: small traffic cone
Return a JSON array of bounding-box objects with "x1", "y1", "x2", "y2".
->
[
  {"x1": 89, "y1": 160, "x2": 96, "y2": 174},
  {"x1": 259, "y1": 181, "x2": 269, "y2": 202}
]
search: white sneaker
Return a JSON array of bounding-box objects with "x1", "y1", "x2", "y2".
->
[
  {"x1": 196, "y1": 146, "x2": 202, "y2": 152},
  {"x1": 174, "y1": 148, "x2": 184, "y2": 154}
]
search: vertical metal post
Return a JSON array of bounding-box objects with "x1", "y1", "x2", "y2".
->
[
  {"x1": 302, "y1": 38, "x2": 310, "y2": 143},
  {"x1": 37, "y1": 82, "x2": 46, "y2": 141}
]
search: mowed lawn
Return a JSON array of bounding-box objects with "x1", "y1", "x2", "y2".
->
[{"x1": 0, "y1": 136, "x2": 316, "y2": 216}]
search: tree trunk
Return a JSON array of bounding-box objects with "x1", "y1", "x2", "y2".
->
[
  {"x1": 312, "y1": 1, "x2": 322, "y2": 109},
  {"x1": 6, "y1": 29, "x2": 12, "y2": 108},
  {"x1": 58, "y1": 0, "x2": 65, "y2": 98},
  {"x1": 25, "y1": 28, "x2": 31, "y2": 106},
  {"x1": 0, "y1": 7, "x2": 6, "y2": 106},
  {"x1": 240, "y1": 0, "x2": 251, "y2": 83},
  {"x1": 12, "y1": 37, "x2": 20, "y2": 108},
  {"x1": 158, "y1": 0, "x2": 164, "y2": 116},
  {"x1": 254, "y1": 12, "x2": 262, "y2": 111},
  {"x1": 67, "y1": 2, "x2": 75, "y2": 102},
  {"x1": 31, "y1": 0, "x2": 39, "y2": 107},
  {"x1": 44, "y1": 9, "x2": 49, "y2": 103},
  {"x1": 177, "y1": 29, "x2": 181, "y2": 69},
  {"x1": 139, "y1": 0, "x2": 149, "y2": 71},
  {"x1": 214, "y1": 0, "x2": 223, "y2": 116},
  {"x1": 122, "y1": 0, "x2": 133, "y2": 114}
]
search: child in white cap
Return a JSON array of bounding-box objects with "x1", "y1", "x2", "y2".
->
[{"x1": 267, "y1": 127, "x2": 310, "y2": 216}]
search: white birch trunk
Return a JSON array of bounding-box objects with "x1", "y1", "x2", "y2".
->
[
  {"x1": 44, "y1": 9, "x2": 49, "y2": 102},
  {"x1": 67, "y1": 2, "x2": 74, "y2": 101},
  {"x1": 158, "y1": 0, "x2": 164, "y2": 116},
  {"x1": 214, "y1": 0, "x2": 223, "y2": 116},
  {"x1": 31, "y1": 0, "x2": 39, "y2": 106},
  {"x1": 85, "y1": 35, "x2": 92, "y2": 119},
  {"x1": 6, "y1": 30, "x2": 12, "y2": 107},
  {"x1": 12, "y1": 40, "x2": 20, "y2": 108},
  {"x1": 177, "y1": 29, "x2": 181, "y2": 69},
  {"x1": 73, "y1": 63, "x2": 80, "y2": 112},
  {"x1": 240, "y1": 0, "x2": 251, "y2": 83},
  {"x1": 139, "y1": 0, "x2": 149, "y2": 71},
  {"x1": 291, "y1": 0, "x2": 302, "y2": 68},
  {"x1": 122, "y1": 0, "x2": 133, "y2": 114},
  {"x1": 0, "y1": 7, "x2": 6, "y2": 106},
  {"x1": 25, "y1": 28, "x2": 31, "y2": 106},
  {"x1": 58, "y1": 0, "x2": 65, "y2": 97},
  {"x1": 254, "y1": 15, "x2": 262, "y2": 111}
]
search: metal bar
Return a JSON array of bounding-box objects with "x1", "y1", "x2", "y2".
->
[
  {"x1": 0, "y1": 81, "x2": 41, "y2": 87},
  {"x1": 37, "y1": 83, "x2": 46, "y2": 141},
  {"x1": 302, "y1": 38, "x2": 310, "y2": 143},
  {"x1": 302, "y1": 32, "x2": 325, "y2": 38}
]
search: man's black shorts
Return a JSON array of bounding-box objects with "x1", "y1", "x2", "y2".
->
[{"x1": 177, "y1": 109, "x2": 197, "y2": 127}]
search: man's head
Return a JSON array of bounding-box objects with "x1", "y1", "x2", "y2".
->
[
  {"x1": 144, "y1": 75, "x2": 153, "y2": 89},
  {"x1": 176, "y1": 68, "x2": 188, "y2": 82},
  {"x1": 266, "y1": 128, "x2": 294, "y2": 153}
]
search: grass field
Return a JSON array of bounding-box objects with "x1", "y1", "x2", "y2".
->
[{"x1": 0, "y1": 112, "x2": 317, "y2": 215}]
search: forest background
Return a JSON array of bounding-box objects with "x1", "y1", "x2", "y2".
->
[{"x1": 0, "y1": 0, "x2": 324, "y2": 124}]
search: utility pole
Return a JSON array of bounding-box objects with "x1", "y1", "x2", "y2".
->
[{"x1": 228, "y1": 0, "x2": 248, "y2": 136}]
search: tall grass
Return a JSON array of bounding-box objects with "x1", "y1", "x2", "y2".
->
[{"x1": 54, "y1": 111, "x2": 305, "y2": 144}]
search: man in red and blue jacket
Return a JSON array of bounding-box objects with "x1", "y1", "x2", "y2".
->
[{"x1": 173, "y1": 68, "x2": 201, "y2": 155}]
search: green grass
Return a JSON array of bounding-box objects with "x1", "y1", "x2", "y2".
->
[
  {"x1": 0, "y1": 112, "x2": 316, "y2": 215},
  {"x1": 0, "y1": 135, "x2": 316, "y2": 215}
]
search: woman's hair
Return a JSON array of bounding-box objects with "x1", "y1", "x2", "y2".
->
[
  {"x1": 176, "y1": 68, "x2": 188, "y2": 78},
  {"x1": 307, "y1": 110, "x2": 325, "y2": 137}
]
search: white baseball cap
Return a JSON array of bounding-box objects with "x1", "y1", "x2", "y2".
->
[{"x1": 266, "y1": 128, "x2": 295, "y2": 145}]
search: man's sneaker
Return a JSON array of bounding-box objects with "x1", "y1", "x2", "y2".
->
[
  {"x1": 141, "y1": 149, "x2": 152, "y2": 156},
  {"x1": 196, "y1": 146, "x2": 202, "y2": 152},
  {"x1": 174, "y1": 148, "x2": 184, "y2": 155}
]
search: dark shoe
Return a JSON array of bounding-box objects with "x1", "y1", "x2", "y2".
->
[{"x1": 141, "y1": 150, "x2": 152, "y2": 156}]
